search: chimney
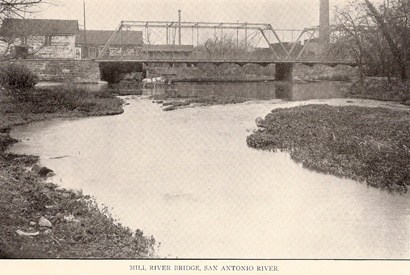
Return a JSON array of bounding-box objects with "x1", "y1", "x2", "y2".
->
[{"x1": 319, "y1": 0, "x2": 330, "y2": 53}]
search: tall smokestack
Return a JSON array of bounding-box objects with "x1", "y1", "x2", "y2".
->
[{"x1": 319, "y1": 0, "x2": 330, "y2": 54}]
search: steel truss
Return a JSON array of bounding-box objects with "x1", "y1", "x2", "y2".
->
[{"x1": 97, "y1": 20, "x2": 350, "y2": 64}]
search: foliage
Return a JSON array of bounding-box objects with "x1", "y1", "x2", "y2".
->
[
  {"x1": 0, "y1": 63, "x2": 38, "y2": 89},
  {"x1": 0, "y1": 1, "x2": 56, "y2": 22},
  {"x1": 332, "y1": 0, "x2": 410, "y2": 82},
  {"x1": 247, "y1": 104, "x2": 410, "y2": 192},
  {"x1": 151, "y1": 93, "x2": 249, "y2": 111},
  {"x1": 349, "y1": 80, "x2": 410, "y2": 103},
  {"x1": 99, "y1": 62, "x2": 143, "y2": 83},
  {"x1": 0, "y1": 161, "x2": 156, "y2": 258},
  {"x1": 0, "y1": 85, "x2": 124, "y2": 120},
  {"x1": 203, "y1": 34, "x2": 249, "y2": 59}
]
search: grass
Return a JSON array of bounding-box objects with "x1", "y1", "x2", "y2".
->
[
  {"x1": 247, "y1": 104, "x2": 410, "y2": 192},
  {"x1": 0, "y1": 87, "x2": 156, "y2": 258},
  {"x1": 348, "y1": 80, "x2": 410, "y2": 105},
  {"x1": 150, "y1": 93, "x2": 250, "y2": 111}
]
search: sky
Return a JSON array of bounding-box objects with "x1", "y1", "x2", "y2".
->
[{"x1": 34, "y1": 0, "x2": 354, "y2": 30}]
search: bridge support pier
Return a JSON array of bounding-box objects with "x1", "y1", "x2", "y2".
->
[{"x1": 275, "y1": 63, "x2": 294, "y2": 81}]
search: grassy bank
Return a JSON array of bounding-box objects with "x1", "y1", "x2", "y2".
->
[
  {"x1": 173, "y1": 77, "x2": 275, "y2": 82},
  {"x1": 348, "y1": 80, "x2": 410, "y2": 106},
  {"x1": 0, "y1": 87, "x2": 156, "y2": 258},
  {"x1": 150, "y1": 93, "x2": 249, "y2": 111},
  {"x1": 247, "y1": 104, "x2": 410, "y2": 192}
]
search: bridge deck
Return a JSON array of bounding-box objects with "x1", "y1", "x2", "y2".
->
[{"x1": 95, "y1": 59, "x2": 357, "y2": 66}]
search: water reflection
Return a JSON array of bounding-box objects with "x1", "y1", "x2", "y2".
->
[
  {"x1": 36, "y1": 80, "x2": 350, "y2": 102},
  {"x1": 36, "y1": 82, "x2": 109, "y2": 92},
  {"x1": 142, "y1": 81, "x2": 350, "y2": 101}
]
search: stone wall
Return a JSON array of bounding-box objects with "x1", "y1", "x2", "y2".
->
[{"x1": 4, "y1": 59, "x2": 101, "y2": 83}]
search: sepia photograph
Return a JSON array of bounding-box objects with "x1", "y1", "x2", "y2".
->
[{"x1": 0, "y1": 0, "x2": 409, "y2": 273}]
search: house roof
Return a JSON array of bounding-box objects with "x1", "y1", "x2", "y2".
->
[
  {"x1": 76, "y1": 30, "x2": 143, "y2": 45},
  {"x1": 142, "y1": 44, "x2": 194, "y2": 52},
  {"x1": 0, "y1": 18, "x2": 79, "y2": 37}
]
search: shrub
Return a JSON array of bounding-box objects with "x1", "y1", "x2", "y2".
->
[
  {"x1": 317, "y1": 74, "x2": 351, "y2": 82},
  {"x1": 349, "y1": 80, "x2": 410, "y2": 102},
  {"x1": 0, "y1": 63, "x2": 38, "y2": 90},
  {"x1": 3, "y1": 86, "x2": 122, "y2": 115}
]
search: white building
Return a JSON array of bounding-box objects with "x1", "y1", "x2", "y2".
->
[{"x1": 0, "y1": 18, "x2": 79, "y2": 59}]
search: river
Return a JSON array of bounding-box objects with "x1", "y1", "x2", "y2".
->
[{"x1": 10, "y1": 82, "x2": 410, "y2": 259}]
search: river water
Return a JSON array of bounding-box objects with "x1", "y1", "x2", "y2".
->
[{"x1": 10, "y1": 82, "x2": 410, "y2": 259}]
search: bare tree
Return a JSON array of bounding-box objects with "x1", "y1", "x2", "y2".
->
[
  {"x1": 333, "y1": 2, "x2": 371, "y2": 82},
  {"x1": 0, "y1": 1, "x2": 60, "y2": 58},
  {"x1": 0, "y1": 1, "x2": 57, "y2": 22},
  {"x1": 332, "y1": 0, "x2": 409, "y2": 82},
  {"x1": 363, "y1": 0, "x2": 409, "y2": 82},
  {"x1": 204, "y1": 34, "x2": 248, "y2": 59}
]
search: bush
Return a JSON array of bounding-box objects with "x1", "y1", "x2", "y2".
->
[
  {"x1": 349, "y1": 80, "x2": 410, "y2": 102},
  {"x1": 0, "y1": 63, "x2": 38, "y2": 90},
  {"x1": 317, "y1": 74, "x2": 351, "y2": 82}
]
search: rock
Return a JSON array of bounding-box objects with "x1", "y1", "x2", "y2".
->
[
  {"x1": 123, "y1": 72, "x2": 140, "y2": 80},
  {"x1": 43, "y1": 229, "x2": 52, "y2": 235},
  {"x1": 38, "y1": 167, "x2": 54, "y2": 177},
  {"x1": 55, "y1": 213, "x2": 64, "y2": 220},
  {"x1": 255, "y1": 117, "x2": 266, "y2": 128},
  {"x1": 38, "y1": 216, "x2": 52, "y2": 228},
  {"x1": 32, "y1": 164, "x2": 54, "y2": 177},
  {"x1": 70, "y1": 189, "x2": 82, "y2": 197},
  {"x1": 55, "y1": 186, "x2": 67, "y2": 192},
  {"x1": 29, "y1": 221, "x2": 36, "y2": 226},
  {"x1": 44, "y1": 182, "x2": 57, "y2": 189},
  {"x1": 63, "y1": 214, "x2": 80, "y2": 223},
  {"x1": 16, "y1": 230, "x2": 39, "y2": 237}
]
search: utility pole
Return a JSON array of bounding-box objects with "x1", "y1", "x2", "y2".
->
[
  {"x1": 83, "y1": 0, "x2": 87, "y2": 58},
  {"x1": 178, "y1": 10, "x2": 181, "y2": 45}
]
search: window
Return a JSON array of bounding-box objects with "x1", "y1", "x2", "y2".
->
[
  {"x1": 89, "y1": 47, "x2": 97, "y2": 58},
  {"x1": 109, "y1": 47, "x2": 122, "y2": 56},
  {"x1": 127, "y1": 48, "x2": 135, "y2": 55},
  {"x1": 45, "y1": 36, "x2": 52, "y2": 46}
]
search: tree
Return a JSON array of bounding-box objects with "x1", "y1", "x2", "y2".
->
[
  {"x1": 0, "y1": 1, "x2": 55, "y2": 22},
  {"x1": 203, "y1": 34, "x2": 249, "y2": 59},
  {"x1": 363, "y1": 0, "x2": 409, "y2": 82},
  {"x1": 0, "y1": 1, "x2": 59, "y2": 58},
  {"x1": 332, "y1": 0, "x2": 409, "y2": 82}
]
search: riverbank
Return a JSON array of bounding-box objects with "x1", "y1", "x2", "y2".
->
[
  {"x1": 348, "y1": 80, "x2": 410, "y2": 106},
  {"x1": 247, "y1": 104, "x2": 410, "y2": 192},
  {"x1": 0, "y1": 88, "x2": 156, "y2": 258},
  {"x1": 151, "y1": 93, "x2": 250, "y2": 111}
]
